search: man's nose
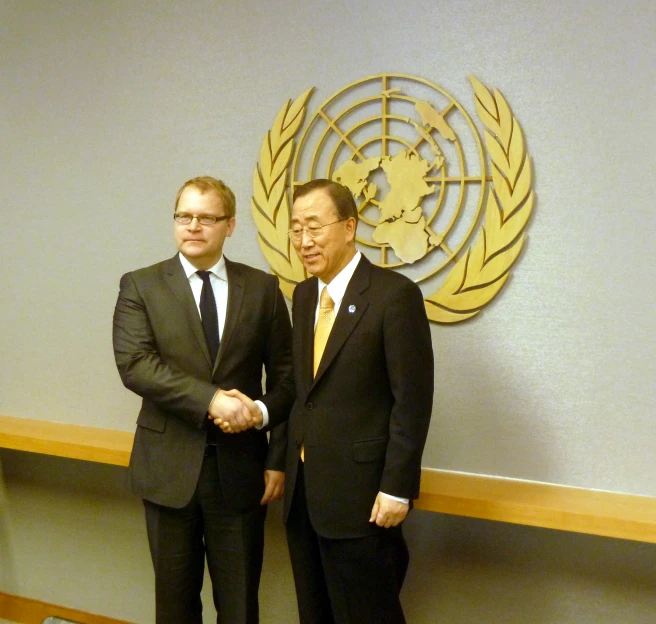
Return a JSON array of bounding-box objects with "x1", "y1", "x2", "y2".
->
[
  {"x1": 187, "y1": 216, "x2": 202, "y2": 231},
  {"x1": 300, "y1": 231, "x2": 314, "y2": 246}
]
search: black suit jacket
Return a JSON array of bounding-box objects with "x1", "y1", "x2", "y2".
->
[
  {"x1": 113, "y1": 255, "x2": 294, "y2": 510},
  {"x1": 283, "y1": 256, "x2": 434, "y2": 539}
]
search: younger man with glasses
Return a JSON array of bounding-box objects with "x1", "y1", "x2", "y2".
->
[{"x1": 112, "y1": 176, "x2": 294, "y2": 624}]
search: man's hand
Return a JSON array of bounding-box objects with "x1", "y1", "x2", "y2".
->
[
  {"x1": 260, "y1": 470, "x2": 285, "y2": 505},
  {"x1": 221, "y1": 389, "x2": 263, "y2": 432},
  {"x1": 369, "y1": 492, "x2": 409, "y2": 528},
  {"x1": 208, "y1": 389, "x2": 250, "y2": 433}
]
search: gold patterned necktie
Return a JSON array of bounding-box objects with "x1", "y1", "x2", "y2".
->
[{"x1": 313, "y1": 286, "x2": 335, "y2": 377}]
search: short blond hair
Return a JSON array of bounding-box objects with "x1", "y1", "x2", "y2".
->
[{"x1": 174, "y1": 176, "x2": 236, "y2": 218}]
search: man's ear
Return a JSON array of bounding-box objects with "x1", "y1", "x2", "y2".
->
[{"x1": 345, "y1": 217, "x2": 357, "y2": 241}]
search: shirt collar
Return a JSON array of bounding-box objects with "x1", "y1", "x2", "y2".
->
[
  {"x1": 317, "y1": 251, "x2": 362, "y2": 307},
  {"x1": 178, "y1": 252, "x2": 228, "y2": 281}
]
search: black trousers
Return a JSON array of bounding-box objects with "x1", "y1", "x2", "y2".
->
[
  {"x1": 286, "y1": 461, "x2": 409, "y2": 624},
  {"x1": 144, "y1": 450, "x2": 267, "y2": 624}
]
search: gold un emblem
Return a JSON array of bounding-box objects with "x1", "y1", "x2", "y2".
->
[{"x1": 252, "y1": 74, "x2": 535, "y2": 323}]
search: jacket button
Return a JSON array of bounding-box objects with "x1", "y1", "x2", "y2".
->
[{"x1": 306, "y1": 402, "x2": 313, "y2": 410}]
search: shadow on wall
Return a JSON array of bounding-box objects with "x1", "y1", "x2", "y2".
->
[
  {"x1": 409, "y1": 299, "x2": 656, "y2": 623},
  {"x1": 0, "y1": 456, "x2": 17, "y2": 593},
  {"x1": 402, "y1": 511, "x2": 656, "y2": 624},
  {"x1": 410, "y1": 322, "x2": 563, "y2": 623}
]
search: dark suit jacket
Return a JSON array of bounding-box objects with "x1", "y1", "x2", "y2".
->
[
  {"x1": 113, "y1": 255, "x2": 294, "y2": 510},
  {"x1": 283, "y1": 255, "x2": 434, "y2": 539}
]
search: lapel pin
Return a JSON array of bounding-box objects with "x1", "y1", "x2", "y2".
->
[{"x1": 348, "y1": 304, "x2": 356, "y2": 314}]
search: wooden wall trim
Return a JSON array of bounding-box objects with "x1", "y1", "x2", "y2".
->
[
  {"x1": 1, "y1": 414, "x2": 655, "y2": 544},
  {"x1": 415, "y1": 468, "x2": 656, "y2": 544},
  {"x1": 0, "y1": 415, "x2": 132, "y2": 466},
  {"x1": 0, "y1": 591, "x2": 132, "y2": 624}
]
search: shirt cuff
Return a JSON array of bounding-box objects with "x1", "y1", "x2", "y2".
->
[
  {"x1": 379, "y1": 491, "x2": 409, "y2": 505},
  {"x1": 254, "y1": 400, "x2": 269, "y2": 429}
]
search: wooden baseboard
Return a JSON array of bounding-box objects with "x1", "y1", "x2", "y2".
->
[{"x1": 0, "y1": 592, "x2": 132, "y2": 624}]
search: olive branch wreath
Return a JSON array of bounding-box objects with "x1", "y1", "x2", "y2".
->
[{"x1": 251, "y1": 88, "x2": 313, "y2": 300}]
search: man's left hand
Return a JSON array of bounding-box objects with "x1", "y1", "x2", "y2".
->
[
  {"x1": 369, "y1": 492, "x2": 409, "y2": 528},
  {"x1": 260, "y1": 470, "x2": 285, "y2": 504}
]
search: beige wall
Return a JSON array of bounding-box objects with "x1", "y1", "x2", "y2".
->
[{"x1": 1, "y1": 0, "x2": 655, "y2": 622}]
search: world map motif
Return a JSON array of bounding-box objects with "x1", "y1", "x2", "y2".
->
[
  {"x1": 291, "y1": 75, "x2": 488, "y2": 281},
  {"x1": 334, "y1": 148, "x2": 443, "y2": 264}
]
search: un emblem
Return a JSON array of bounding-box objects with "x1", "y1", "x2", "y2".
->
[{"x1": 252, "y1": 74, "x2": 535, "y2": 323}]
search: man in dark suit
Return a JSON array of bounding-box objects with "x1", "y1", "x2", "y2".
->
[
  {"x1": 282, "y1": 179, "x2": 434, "y2": 624},
  {"x1": 112, "y1": 176, "x2": 294, "y2": 624}
]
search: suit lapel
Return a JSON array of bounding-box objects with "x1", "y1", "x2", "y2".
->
[
  {"x1": 297, "y1": 278, "x2": 318, "y2": 397},
  {"x1": 214, "y1": 258, "x2": 244, "y2": 375},
  {"x1": 311, "y1": 257, "x2": 371, "y2": 389},
  {"x1": 164, "y1": 255, "x2": 212, "y2": 367}
]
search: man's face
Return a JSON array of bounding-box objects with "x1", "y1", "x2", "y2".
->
[
  {"x1": 290, "y1": 188, "x2": 356, "y2": 284},
  {"x1": 174, "y1": 186, "x2": 235, "y2": 270}
]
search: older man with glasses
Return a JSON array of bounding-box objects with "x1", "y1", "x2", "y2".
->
[{"x1": 280, "y1": 179, "x2": 434, "y2": 624}]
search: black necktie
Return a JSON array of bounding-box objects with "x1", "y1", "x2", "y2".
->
[{"x1": 197, "y1": 271, "x2": 220, "y2": 363}]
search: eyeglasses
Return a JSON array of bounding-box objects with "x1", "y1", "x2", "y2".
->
[
  {"x1": 174, "y1": 213, "x2": 231, "y2": 226},
  {"x1": 288, "y1": 219, "x2": 346, "y2": 241}
]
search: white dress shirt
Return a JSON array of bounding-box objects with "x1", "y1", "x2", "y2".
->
[
  {"x1": 179, "y1": 252, "x2": 228, "y2": 338},
  {"x1": 314, "y1": 251, "x2": 362, "y2": 328},
  {"x1": 179, "y1": 253, "x2": 269, "y2": 427},
  {"x1": 314, "y1": 251, "x2": 408, "y2": 505}
]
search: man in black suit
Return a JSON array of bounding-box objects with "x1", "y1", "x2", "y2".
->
[
  {"x1": 112, "y1": 176, "x2": 294, "y2": 624},
  {"x1": 281, "y1": 179, "x2": 434, "y2": 623}
]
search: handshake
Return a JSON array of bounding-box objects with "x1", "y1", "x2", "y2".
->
[{"x1": 208, "y1": 388, "x2": 262, "y2": 434}]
